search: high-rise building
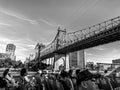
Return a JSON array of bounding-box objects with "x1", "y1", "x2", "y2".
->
[
  {"x1": 6, "y1": 44, "x2": 16, "y2": 60},
  {"x1": 54, "y1": 50, "x2": 85, "y2": 71},
  {"x1": 112, "y1": 59, "x2": 120, "y2": 64},
  {"x1": 69, "y1": 50, "x2": 85, "y2": 69},
  {"x1": 0, "y1": 53, "x2": 10, "y2": 60}
]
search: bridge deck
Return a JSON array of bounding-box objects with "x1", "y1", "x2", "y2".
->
[{"x1": 41, "y1": 16, "x2": 120, "y2": 60}]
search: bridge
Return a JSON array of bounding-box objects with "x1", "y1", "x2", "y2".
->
[{"x1": 40, "y1": 16, "x2": 120, "y2": 61}]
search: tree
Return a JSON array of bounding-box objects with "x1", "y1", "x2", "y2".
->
[
  {"x1": 13, "y1": 60, "x2": 24, "y2": 68},
  {"x1": 31, "y1": 61, "x2": 50, "y2": 71},
  {"x1": 4, "y1": 58, "x2": 12, "y2": 67}
]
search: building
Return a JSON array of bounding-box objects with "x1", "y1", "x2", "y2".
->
[
  {"x1": 6, "y1": 44, "x2": 16, "y2": 60},
  {"x1": 69, "y1": 51, "x2": 77, "y2": 68},
  {"x1": 0, "y1": 53, "x2": 10, "y2": 60},
  {"x1": 69, "y1": 50, "x2": 85, "y2": 69},
  {"x1": 97, "y1": 63, "x2": 112, "y2": 71},
  {"x1": 112, "y1": 59, "x2": 120, "y2": 64},
  {"x1": 29, "y1": 53, "x2": 35, "y2": 61},
  {"x1": 54, "y1": 50, "x2": 85, "y2": 71},
  {"x1": 97, "y1": 63, "x2": 120, "y2": 71}
]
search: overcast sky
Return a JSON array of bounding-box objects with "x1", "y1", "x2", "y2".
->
[{"x1": 0, "y1": 0, "x2": 120, "y2": 63}]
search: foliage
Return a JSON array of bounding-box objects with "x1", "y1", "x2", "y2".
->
[
  {"x1": 0, "y1": 58, "x2": 24, "y2": 68},
  {"x1": 27, "y1": 60, "x2": 51, "y2": 71}
]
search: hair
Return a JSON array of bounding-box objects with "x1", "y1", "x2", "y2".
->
[
  {"x1": 68, "y1": 69, "x2": 73, "y2": 75},
  {"x1": 76, "y1": 69, "x2": 93, "y2": 86},
  {"x1": 76, "y1": 69, "x2": 80, "y2": 76},
  {"x1": 60, "y1": 70, "x2": 68, "y2": 78},
  {"x1": 3, "y1": 69, "x2": 9, "y2": 78},
  {"x1": 104, "y1": 70, "x2": 108, "y2": 74},
  {"x1": 20, "y1": 68, "x2": 27, "y2": 76}
]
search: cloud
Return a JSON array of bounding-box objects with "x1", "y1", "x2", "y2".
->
[
  {"x1": 0, "y1": 36, "x2": 36, "y2": 62},
  {"x1": 86, "y1": 47, "x2": 120, "y2": 63},
  {"x1": 85, "y1": 52, "x2": 93, "y2": 56},
  {"x1": 0, "y1": 37, "x2": 15, "y2": 44},
  {"x1": 0, "y1": 8, "x2": 59, "y2": 27},
  {"x1": 0, "y1": 44, "x2": 6, "y2": 53},
  {"x1": 111, "y1": 48, "x2": 119, "y2": 54},
  {"x1": 16, "y1": 45, "x2": 28, "y2": 52},
  {"x1": 27, "y1": 45, "x2": 35, "y2": 48},
  {"x1": 0, "y1": 8, "x2": 39, "y2": 25},
  {"x1": 39, "y1": 18, "x2": 58, "y2": 27},
  {"x1": 0, "y1": 22, "x2": 12, "y2": 27},
  {"x1": 92, "y1": 46, "x2": 106, "y2": 51}
]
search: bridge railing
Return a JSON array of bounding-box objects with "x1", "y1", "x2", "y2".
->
[
  {"x1": 57, "y1": 16, "x2": 120, "y2": 49},
  {"x1": 40, "y1": 41, "x2": 57, "y2": 57},
  {"x1": 41, "y1": 16, "x2": 120, "y2": 57}
]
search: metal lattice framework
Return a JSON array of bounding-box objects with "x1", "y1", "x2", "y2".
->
[{"x1": 41, "y1": 16, "x2": 120, "y2": 58}]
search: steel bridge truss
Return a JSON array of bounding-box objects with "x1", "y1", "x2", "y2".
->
[{"x1": 40, "y1": 16, "x2": 120, "y2": 60}]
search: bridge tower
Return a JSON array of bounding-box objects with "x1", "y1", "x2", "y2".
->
[
  {"x1": 53, "y1": 27, "x2": 85, "y2": 71},
  {"x1": 53, "y1": 27, "x2": 67, "y2": 70}
]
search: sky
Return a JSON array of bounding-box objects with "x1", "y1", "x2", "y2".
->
[{"x1": 0, "y1": 0, "x2": 120, "y2": 63}]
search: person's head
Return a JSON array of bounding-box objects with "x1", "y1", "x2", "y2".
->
[
  {"x1": 68, "y1": 69, "x2": 73, "y2": 76},
  {"x1": 3, "y1": 69, "x2": 10, "y2": 78},
  {"x1": 76, "y1": 69, "x2": 80, "y2": 77},
  {"x1": 20, "y1": 68, "x2": 27, "y2": 76},
  {"x1": 104, "y1": 70, "x2": 108, "y2": 74},
  {"x1": 60, "y1": 70, "x2": 68, "y2": 78}
]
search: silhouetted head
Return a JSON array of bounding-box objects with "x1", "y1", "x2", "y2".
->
[
  {"x1": 20, "y1": 68, "x2": 27, "y2": 76},
  {"x1": 60, "y1": 70, "x2": 68, "y2": 78},
  {"x1": 3, "y1": 68, "x2": 9, "y2": 78},
  {"x1": 104, "y1": 70, "x2": 108, "y2": 74},
  {"x1": 68, "y1": 69, "x2": 73, "y2": 77},
  {"x1": 76, "y1": 69, "x2": 80, "y2": 76}
]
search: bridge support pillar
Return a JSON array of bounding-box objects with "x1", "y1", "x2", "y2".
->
[
  {"x1": 53, "y1": 53, "x2": 68, "y2": 71},
  {"x1": 65, "y1": 54, "x2": 70, "y2": 71}
]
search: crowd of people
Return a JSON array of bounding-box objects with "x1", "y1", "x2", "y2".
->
[{"x1": 0, "y1": 67, "x2": 120, "y2": 90}]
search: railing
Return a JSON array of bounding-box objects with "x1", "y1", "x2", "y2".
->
[
  {"x1": 40, "y1": 39, "x2": 57, "y2": 57},
  {"x1": 41, "y1": 16, "x2": 120, "y2": 57},
  {"x1": 58, "y1": 16, "x2": 120, "y2": 49}
]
